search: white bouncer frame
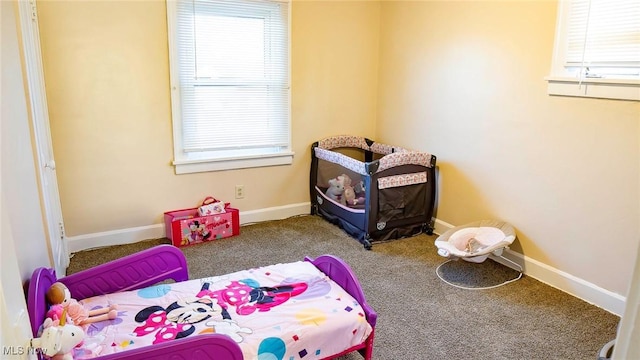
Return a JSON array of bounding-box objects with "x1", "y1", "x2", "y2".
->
[
  {"x1": 435, "y1": 220, "x2": 523, "y2": 290},
  {"x1": 435, "y1": 220, "x2": 517, "y2": 263}
]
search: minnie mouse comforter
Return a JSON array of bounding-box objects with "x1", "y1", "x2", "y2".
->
[{"x1": 73, "y1": 261, "x2": 373, "y2": 359}]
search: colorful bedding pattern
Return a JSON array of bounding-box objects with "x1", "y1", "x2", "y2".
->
[{"x1": 73, "y1": 261, "x2": 373, "y2": 360}]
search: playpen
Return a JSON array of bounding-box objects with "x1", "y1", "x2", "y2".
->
[{"x1": 310, "y1": 135, "x2": 437, "y2": 249}]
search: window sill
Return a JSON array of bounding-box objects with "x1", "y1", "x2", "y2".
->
[
  {"x1": 545, "y1": 76, "x2": 640, "y2": 101},
  {"x1": 173, "y1": 152, "x2": 294, "y2": 174}
]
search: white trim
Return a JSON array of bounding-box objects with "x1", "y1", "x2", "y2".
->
[
  {"x1": 545, "y1": 77, "x2": 640, "y2": 86},
  {"x1": 166, "y1": 0, "x2": 293, "y2": 174},
  {"x1": 501, "y1": 249, "x2": 625, "y2": 315},
  {"x1": 67, "y1": 224, "x2": 166, "y2": 254},
  {"x1": 67, "y1": 202, "x2": 311, "y2": 253},
  {"x1": 546, "y1": 1, "x2": 640, "y2": 102},
  {"x1": 433, "y1": 218, "x2": 455, "y2": 237},
  {"x1": 612, "y1": 239, "x2": 640, "y2": 359},
  {"x1": 17, "y1": 0, "x2": 69, "y2": 276},
  {"x1": 546, "y1": 77, "x2": 640, "y2": 101},
  {"x1": 435, "y1": 219, "x2": 626, "y2": 316},
  {"x1": 174, "y1": 152, "x2": 294, "y2": 174},
  {"x1": 166, "y1": 0, "x2": 183, "y2": 166},
  {"x1": 237, "y1": 202, "x2": 309, "y2": 225}
]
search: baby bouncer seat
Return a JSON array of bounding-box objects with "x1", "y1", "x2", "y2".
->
[
  {"x1": 435, "y1": 220, "x2": 522, "y2": 288},
  {"x1": 435, "y1": 220, "x2": 516, "y2": 263}
]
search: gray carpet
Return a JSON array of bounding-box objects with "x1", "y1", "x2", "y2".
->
[
  {"x1": 67, "y1": 215, "x2": 619, "y2": 360},
  {"x1": 436, "y1": 258, "x2": 522, "y2": 289}
]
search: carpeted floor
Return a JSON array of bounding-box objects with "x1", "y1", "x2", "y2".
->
[
  {"x1": 67, "y1": 215, "x2": 619, "y2": 360},
  {"x1": 436, "y1": 257, "x2": 522, "y2": 290}
]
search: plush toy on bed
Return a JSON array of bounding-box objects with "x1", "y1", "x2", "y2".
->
[
  {"x1": 31, "y1": 309, "x2": 85, "y2": 360},
  {"x1": 46, "y1": 282, "x2": 118, "y2": 329},
  {"x1": 325, "y1": 175, "x2": 347, "y2": 205}
]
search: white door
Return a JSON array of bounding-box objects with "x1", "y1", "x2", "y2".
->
[{"x1": 17, "y1": 0, "x2": 69, "y2": 277}]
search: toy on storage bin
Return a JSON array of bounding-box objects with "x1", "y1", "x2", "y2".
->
[
  {"x1": 198, "y1": 196, "x2": 226, "y2": 216},
  {"x1": 164, "y1": 196, "x2": 240, "y2": 248}
]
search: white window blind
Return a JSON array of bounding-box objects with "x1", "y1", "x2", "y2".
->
[
  {"x1": 546, "y1": 0, "x2": 640, "y2": 101},
  {"x1": 565, "y1": 0, "x2": 640, "y2": 76},
  {"x1": 168, "y1": 0, "x2": 292, "y2": 173}
]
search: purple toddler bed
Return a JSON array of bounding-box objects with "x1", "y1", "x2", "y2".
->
[{"x1": 27, "y1": 245, "x2": 377, "y2": 359}]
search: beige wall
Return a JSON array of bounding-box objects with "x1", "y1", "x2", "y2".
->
[
  {"x1": 35, "y1": 0, "x2": 639, "y2": 296},
  {"x1": 36, "y1": 0, "x2": 380, "y2": 235},
  {"x1": 4, "y1": 0, "x2": 640, "y2": 354},
  {"x1": 376, "y1": 1, "x2": 640, "y2": 295}
]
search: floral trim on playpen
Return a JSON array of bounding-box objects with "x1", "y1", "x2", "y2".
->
[
  {"x1": 377, "y1": 172, "x2": 428, "y2": 189},
  {"x1": 318, "y1": 135, "x2": 370, "y2": 151},
  {"x1": 369, "y1": 142, "x2": 408, "y2": 155},
  {"x1": 376, "y1": 152, "x2": 434, "y2": 173},
  {"x1": 317, "y1": 135, "x2": 409, "y2": 156},
  {"x1": 315, "y1": 143, "x2": 433, "y2": 176}
]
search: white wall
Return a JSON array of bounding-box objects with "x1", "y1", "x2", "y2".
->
[
  {"x1": 1, "y1": 198, "x2": 33, "y2": 359},
  {"x1": 1, "y1": 1, "x2": 51, "y2": 357},
  {"x1": 612, "y1": 124, "x2": 640, "y2": 358},
  {"x1": 2, "y1": 0, "x2": 51, "y2": 281}
]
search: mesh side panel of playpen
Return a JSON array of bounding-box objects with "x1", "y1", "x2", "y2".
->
[{"x1": 376, "y1": 182, "x2": 428, "y2": 223}]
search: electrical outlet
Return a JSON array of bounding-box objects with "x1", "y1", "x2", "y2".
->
[{"x1": 235, "y1": 185, "x2": 245, "y2": 199}]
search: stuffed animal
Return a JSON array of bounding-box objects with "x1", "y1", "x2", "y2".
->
[
  {"x1": 46, "y1": 282, "x2": 118, "y2": 328},
  {"x1": 353, "y1": 180, "x2": 365, "y2": 198},
  {"x1": 341, "y1": 175, "x2": 365, "y2": 207},
  {"x1": 31, "y1": 309, "x2": 84, "y2": 360},
  {"x1": 325, "y1": 175, "x2": 347, "y2": 205},
  {"x1": 465, "y1": 238, "x2": 486, "y2": 254},
  {"x1": 343, "y1": 186, "x2": 356, "y2": 206},
  {"x1": 45, "y1": 304, "x2": 71, "y2": 327},
  {"x1": 344, "y1": 186, "x2": 365, "y2": 206}
]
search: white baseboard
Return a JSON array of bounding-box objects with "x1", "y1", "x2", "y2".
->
[
  {"x1": 500, "y1": 249, "x2": 626, "y2": 316},
  {"x1": 433, "y1": 218, "x2": 455, "y2": 237},
  {"x1": 66, "y1": 202, "x2": 311, "y2": 254},
  {"x1": 238, "y1": 202, "x2": 310, "y2": 225},
  {"x1": 67, "y1": 224, "x2": 166, "y2": 254},
  {"x1": 433, "y1": 218, "x2": 626, "y2": 316},
  {"x1": 67, "y1": 211, "x2": 625, "y2": 315}
]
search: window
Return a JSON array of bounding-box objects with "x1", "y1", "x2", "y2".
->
[
  {"x1": 167, "y1": 0, "x2": 292, "y2": 174},
  {"x1": 546, "y1": 0, "x2": 640, "y2": 101}
]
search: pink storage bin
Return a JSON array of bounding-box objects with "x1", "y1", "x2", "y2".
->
[{"x1": 164, "y1": 206, "x2": 239, "y2": 247}]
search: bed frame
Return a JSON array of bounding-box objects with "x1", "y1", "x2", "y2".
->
[{"x1": 27, "y1": 245, "x2": 377, "y2": 360}]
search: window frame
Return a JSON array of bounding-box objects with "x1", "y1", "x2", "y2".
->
[
  {"x1": 546, "y1": 0, "x2": 640, "y2": 101},
  {"x1": 166, "y1": 0, "x2": 294, "y2": 175}
]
